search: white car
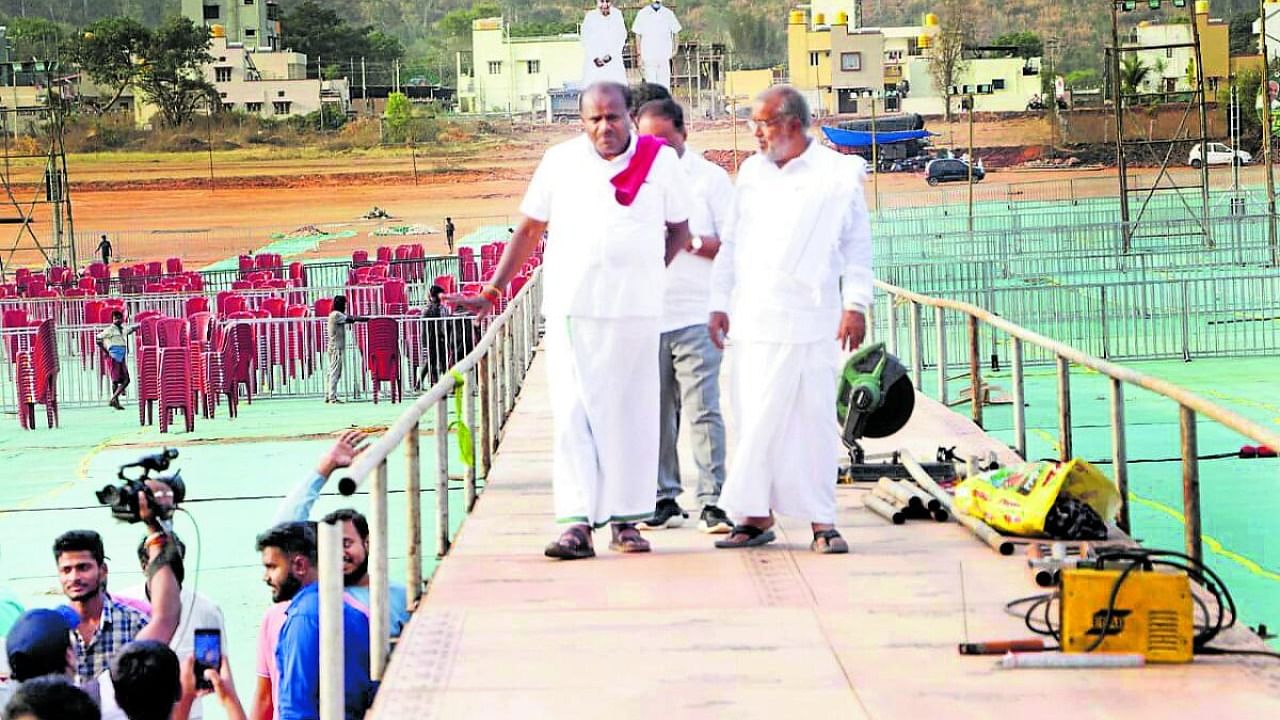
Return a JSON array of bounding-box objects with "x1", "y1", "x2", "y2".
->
[{"x1": 1189, "y1": 142, "x2": 1251, "y2": 168}]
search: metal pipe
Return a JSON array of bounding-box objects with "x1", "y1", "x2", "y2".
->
[
  {"x1": 406, "y1": 420, "x2": 422, "y2": 607},
  {"x1": 1056, "y1": 355, "x2": 1072, "y2": 461},
  {"x1": 478, "y1": 356, "x2": 493, "y2": 474},
  {"x1": 318, "y1": 519, "x2": 345, "y2": 719},
  {"x1": 465, "y1": 365, "x2": 479, "y2": 511},
  {"x1": 1261, "y1": 0, "x2": 1278, "y2": 266},
  {"x1": 877, "y1": 477, "x2": 924, "y2": 512},
  {"x1": 1110, "y1": 378, "x2": 1130, "y2": 535},
  {"x1": 901, "y1": 450, "x2": 1013, "y2": 555},
  {"x1": 1180, "y1": 405, "x2": 1203, "y2": 566},
  {"x1": 864, "y1": 494, "x2": 906, "y2": 524},
  {"x1": 967, "y1": 314, "x2": 982, "y2": 427},
  {"x1": 909, "y1": 301, "x2": 923, "y2": 390},
  {"x1": 436, "y1": 398, "x2": 451, "y2": 557},
  {"x1": 935, "y1": 305, "x2": 948, "y2": 404},
  {"x1": 886, "y1": 294, "x2": 898, "y2": 357},
  {"x1": 369, "y1": 459, "x2": 390, "y2": 680},
  {"x1": 1012, "y1": 338, "x2": 1026, "y2": 459}
]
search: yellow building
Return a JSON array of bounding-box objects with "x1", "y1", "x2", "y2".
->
[
  {"x1": 456, "y1": 17, "x2": 584, "y2": 115},
  {"x1": 786, "y1": 9, "x2": 836, "y2": 114}
]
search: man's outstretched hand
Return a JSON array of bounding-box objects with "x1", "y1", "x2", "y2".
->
[
  {"x1": 446, "y1": 294, "x2": 496, "y2": 322},
  {"x1": 316, "y1": 430, "x2": 369, "y2": 479}
]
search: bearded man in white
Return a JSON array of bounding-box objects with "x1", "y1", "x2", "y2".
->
[
  {"x1": 581, "y1": 0, "x2": 627, "y2": 85},
  {"x1": 631, "y1": 0, "x2": 682, "y2": 88},
  {"x1": 708, "y1": 86, "x2": 873, "y2": 555}
]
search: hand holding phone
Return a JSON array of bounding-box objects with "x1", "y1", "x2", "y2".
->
[{"x1": 193, "y1": 629, "x2": 222, "y2": 692}]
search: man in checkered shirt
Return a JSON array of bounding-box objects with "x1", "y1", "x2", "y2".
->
[{"x1": 53, "y1": 486, "x2": 182, "y2": 689}]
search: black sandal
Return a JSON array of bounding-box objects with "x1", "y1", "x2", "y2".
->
[
  {"x1": 811, "y1": 529, "x2": 849, "y2": 555},
  {"x1": 545, "y1": 525, "x2": 595, "y2": 560},
  {"x1": 714, "y1": 524, "x2": 776, "y2": 549}
]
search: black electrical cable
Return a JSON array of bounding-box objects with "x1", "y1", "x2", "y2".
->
[{"x1": 1037, "y1": 451, "x2": 1255, "y2": 465}]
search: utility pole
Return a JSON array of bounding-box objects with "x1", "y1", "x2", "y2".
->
[
  {"x1": 1261, "y1": 0, "x2": 1278, "y2": 266},
  {"x1": 967, "y1": 93, "x2": 975, "y2": 235}
]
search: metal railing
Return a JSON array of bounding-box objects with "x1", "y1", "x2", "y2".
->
[
  {"x1": 315, "y1": 270, "x2": 543, "y2": 713},
  {"x1": 873, "y1": 279, "x2": 1280, "y2": 567}
]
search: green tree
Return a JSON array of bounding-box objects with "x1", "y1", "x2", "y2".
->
[
  {"x1": 281, "y1": 0, "x2": 404, "y2": 76},
  {"x1": 726, "y1": 8, "x2": 785, "y2": 69},
  {"x1": 384, "y1": 91, "x2": 412, "y2": 140},
  {"x1": 993, "y1": 31, "x2": 1043, "y2": 59},
  {"x1": 6, "y1": 16, "x2": 70, "y2": 61},
  {"x1": 135, "y1": 17, "x2": 216, "y2": 127},
  {"x1": 68, "y1": 17, "x2": 150, "y2": 114},
  {"x1": 929, "y1": 0, "x2": 971, "y2": 122},
  {"x1": 1064, "y1": 68, "x2": 1100, "y2": 89},
  {"x1": 1229, "y1": 13, "x2": 1257, "y2": 56},
  {"x1": 1119, "y1": 54, "x2": 1150, "y2": 95}
]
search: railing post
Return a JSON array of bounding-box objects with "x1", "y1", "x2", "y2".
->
[
  {"x1": 369, "y1": 458, "x2": 390, "y2": 680},
  {"x1": 967, "y1": 314, "x2": 982, "y2": 427},
  {"x1": 1012, "y1": 338, "x2": 1026, "y2": 458},
  {"x1": 478, "y1": 355, "x2": 493, "y2": 471},
  {"x1": 886, "y1": 295, "x2": 898, "y2": 357},
  {"x1": 1056, "y1": 355, "x2": 1072, "y2": 461},
  {"x1": 436, "y1": 398, "x2": 452, "y2": 557},
  {"x1": 465, "y1": 365, "x2": 479, "y2": 511},
  {"x1": 935, "y1": 306, "x2": 948, "y2": 404},
  {"x1": 1180, "y1": 281, "x2": 1191, "y2": 361},
  {"x1": 318, "y1": 519, "x2": 345, "y2": 720},
  {"x1": 406, "y1": 420, "x2": 422, "y2": 606},
  {"x1": 1110, "y1": 378, "x2": 1130, "y2": 535},
  {"x1": 909, "y1": 301, "x2": 923, "y2": 390},
  {"x1": 1180, "y1": 405, "x2": 1203, "y2": 566}
]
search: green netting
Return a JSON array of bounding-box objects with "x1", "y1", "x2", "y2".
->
[{"x1": 458, "y1": 224, "x2": 514, "y2": 250}]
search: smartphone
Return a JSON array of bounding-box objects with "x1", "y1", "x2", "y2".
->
[{"x1": 193, "y1": 628, "x2": 222, "y2": 691}]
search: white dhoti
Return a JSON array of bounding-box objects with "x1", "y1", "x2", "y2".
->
[
  {"x1": 583, "y1": 58, "x2": 628, "y2": 86},
  {"x1": 642, "y1": 60, "x2": 672, "y2": 89},
  {"x1": 718, "y1": 339, "x2": 840, "y2": 524},
  {"x1": 545, "y1": 315, "x2": 660, "y2": 527}
]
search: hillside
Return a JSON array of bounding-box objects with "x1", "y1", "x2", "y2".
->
[{"x1": 0, "y1": 0, "x2": 1264, "y2": 75}]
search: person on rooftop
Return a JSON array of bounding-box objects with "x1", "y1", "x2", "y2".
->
[{"x1": 451, "y1": 82, "x2": 692, "y2": 559}]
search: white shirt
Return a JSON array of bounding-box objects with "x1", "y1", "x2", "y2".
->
[
  {"x1": 581, "y1": 9, "x2": 627, "y2": 83},
  {"x1": 116, "y1": 585, "x2": 226, "y2": 720},
  {"x1": 662, "y1": 148, "x2": 734, "y2": 333},
  {"x1": 632, "y1": 5, "x2": 682, "y2": 62},
  {"x1": 709, "y1": 140, "x2": 873, "y2": 344},
  {"x1": 520, "y1": 133, "x2": 691, "y2": 319}
]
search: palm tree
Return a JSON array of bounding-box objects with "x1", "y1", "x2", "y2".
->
[{"x1": 1120, "y1": 54, "x2": 1150, "y2": 95}]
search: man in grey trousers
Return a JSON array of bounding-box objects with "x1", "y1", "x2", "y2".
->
[{"x1": 636, "y1": 99, "x2": 733, "y2": 533}]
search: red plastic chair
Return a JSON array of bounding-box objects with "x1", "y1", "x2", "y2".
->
[
  {"x1": 433, "y1": 275, "x2": 457, "y2": 294},
  {"x1": 165, "y1": 258, "x2": 184, "y2": 274},
  {"x1": 184, "y1": 296, "x2": 209, "y2": 317},
  {"x1": 365, "y1": 317, "x2": 401, "y2": 404},
  {"x1": 352, "y1": 250, "x2": 369, "y2": 266},
  {"x1": 135, "y1": 315, "x2": 162, "y2": 426},
  {"x1": 156, "y1": 318, "x2": 194, "y2": 433}
]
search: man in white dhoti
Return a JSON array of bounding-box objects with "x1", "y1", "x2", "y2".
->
[
  {"x1": 635, "y1": 98, "x2": 735, "y2": 534},
  {"x1": 631, "y1": 0, "x2": 682, "y2": 89},
  {"x1": 581, "y1": 0, "x2": 628, "y2": 85},
  {"x1": 707, "y1": 86, "x2": 872, "y2": 555},
  {"x1": 451, "y1": 83, "x2": 692, "y2": 560}
]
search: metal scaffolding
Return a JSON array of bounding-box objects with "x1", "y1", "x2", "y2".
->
[
  {"x1": 1107, "y1": 0, "x2": 1212, "y2": 253},
  {"x1": 0, "y1": 99, "x2": 77, "y2": 279}
]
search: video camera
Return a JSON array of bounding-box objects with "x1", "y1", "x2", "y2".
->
[{"x1": 95, "y1": 448, "x2": 186, "y2": 524}]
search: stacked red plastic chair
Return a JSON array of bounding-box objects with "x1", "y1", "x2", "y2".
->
[
  {"x1": 135, "y1": 314, "x2": 162, "y2": 426},
  {"x1": 382, "y1": 280, "x2": 408, "y2": 316},
  {"x1": 366, "y1": 317, "x2": 401, "y2": 404},
  {"x1": 188, "y1": 312, "x2": 218, "y2": 419},
  {"x1": 31, "y1": 319, "x2": 58, "y2": 428},
  {"x1": 221, "y1": 316, "x2": 257, "y2": 416},
  {"x1": 157, "y1": 317, "x2": 194, "y2": 433}
]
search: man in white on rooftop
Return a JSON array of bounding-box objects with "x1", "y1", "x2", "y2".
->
[
  {"x1": 631, "y1": 0, "x2": 682, "y2": 89},
  {"x1": 581, "y1": 0, "x2": 628, "y2": 85},
  {"x1": 708, "y1": 85, "x2": 873, "y2": 555},
  {"x1": 451, "y1": 82, "x2": 692, "y2": 559}
]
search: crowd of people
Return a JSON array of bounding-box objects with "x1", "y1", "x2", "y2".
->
[
  {"x1": 0, "y1": 431, "x2": 409, "y2": 720},
  {"x1": 3, "y1": 77, "x2": 871, "y2": 720}
]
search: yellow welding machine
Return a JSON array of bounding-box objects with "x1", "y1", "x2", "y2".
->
[{"x1": 1059, "y1": 567, "x2": 1194, "y2": 663}]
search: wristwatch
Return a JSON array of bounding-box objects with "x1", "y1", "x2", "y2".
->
[{"x1": 690, "y1": 236, "x2": 704, "y2": 253}]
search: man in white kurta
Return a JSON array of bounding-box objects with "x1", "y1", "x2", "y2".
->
[
  {"x1": 631, "y1": 0, "x2": 682, "y2": 88},
  {"x1": 581, "y1": 0, "x2": 628, "y2": 85},
  {"x1": 451, "y1": 83, "x2": 692, "y2": 559},
  {"x1": 708, "y1": 86, "x2": 872, "y2": 555}
]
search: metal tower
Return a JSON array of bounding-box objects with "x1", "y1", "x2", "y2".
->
[{"x1": 0, "y1": 97, "x2": 77, "y2": 279}]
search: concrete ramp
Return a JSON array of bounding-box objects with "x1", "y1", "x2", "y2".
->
[{"x1": 371, "y1": 355, "x2": 1280, "y2": 719}]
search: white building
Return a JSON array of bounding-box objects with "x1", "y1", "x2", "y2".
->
[
  {"x1": 182, "y1": 0, "x2": 282, "y2": 51},
  {"x1": 206, "y1": 35, "x2": 349, "y2": 118},
  {"x1": 456, "y1": 17, "x2": 584, "y2": 115}
]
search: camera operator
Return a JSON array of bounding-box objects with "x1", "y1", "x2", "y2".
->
[
  {"x1": 109, "y1": 641, "x2": 246, "y2": 720},
  {"x1": 114, "y1": 537, "x2": 224, "y2": 720},
  {"x1": 273, "y1": 432, "x2": 411, "y2": 634},
  {"x1": 54, "y1": 487, "x2": 181, "y2": 689}
]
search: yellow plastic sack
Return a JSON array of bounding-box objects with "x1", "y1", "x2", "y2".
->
[{"x1": 953, "y1": 459, "x2": 1121, "y2": 536}]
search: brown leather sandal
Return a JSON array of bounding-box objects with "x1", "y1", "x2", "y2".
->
[
  {"x1": 544, "y1": 524, "x2": 595, "y2": 560},
  {"x1": 811, "y1": 529, "x2": 849, "y2": 555},
  {"x1": 608, "y1": 523, "x2": 651, "y2": 553}
]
